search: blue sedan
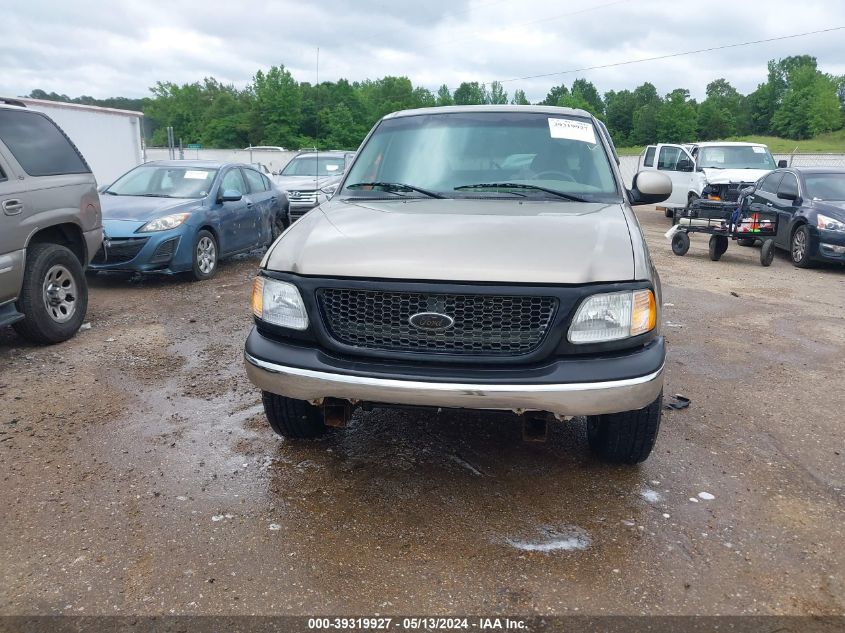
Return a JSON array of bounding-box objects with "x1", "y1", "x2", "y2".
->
[{"x1": 91, "y1": 161, "x2": 289, "y2": 280}]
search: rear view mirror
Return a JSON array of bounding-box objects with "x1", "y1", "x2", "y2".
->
[
  {"x1": 220, "y1": 189, "x2": 243, "y2": 202},
  {"x1": 777, "y1": 160, "x2": 788, "y2": 168},
  {"x1": 629, "y1": 171, "x2": 672, "y2": 206}
]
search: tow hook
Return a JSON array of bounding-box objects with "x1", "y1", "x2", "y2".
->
[
  {"x1": 522, "y1": 412, "x2": 549, "y2": 442},
  {"x1": 323, "y1": 399, "x2": 353, "y2": 428}
]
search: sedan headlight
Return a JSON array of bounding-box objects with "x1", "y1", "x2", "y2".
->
[
  {"x1": 137, "y1": 213, "x2": 191, "y2": 232},
  {"x1": 251, "y1": 277, "x2": 308, "y2": 330},
  {"x1": 568, "y1": 289, "x2": 656, "y2": 344},
  {"x1": 817, "y1": 214, "x2": 845, "y2": 232}
]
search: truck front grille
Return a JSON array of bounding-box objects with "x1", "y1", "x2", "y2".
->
[{"x1": 317, "y1": 288, "x2": 557, "y2": 356}]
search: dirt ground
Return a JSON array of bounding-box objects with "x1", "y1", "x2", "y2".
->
[{"x1": 1, "y1": 206, "x2": 843, "y2": 617}]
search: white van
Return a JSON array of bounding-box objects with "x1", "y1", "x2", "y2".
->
[{"x1": 639, "y1": 142, "x2": 785, "y2": 215}]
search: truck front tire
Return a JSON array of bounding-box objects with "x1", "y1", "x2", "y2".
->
[
  {"x1": 262, "y1": 392, "x2": 327, "y2": 438},
  {"x1": 13, "y1": 243, "x2": 88, "y2": 344},
  {"x1": 587, "y1": 391, "x2": 663, "y2": 464}
]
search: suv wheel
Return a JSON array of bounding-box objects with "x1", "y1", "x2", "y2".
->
[
  {"x1": 13, "y1": 243, "x2": 88, "y2": 344},
  {"x1": 587, "y1": 391, "x2": 662, "y2": 464},
  {"x1": 262, "y1": 392, "x2": 327, "y2": 438}
]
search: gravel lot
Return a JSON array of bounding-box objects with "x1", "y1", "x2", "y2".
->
[{"x1": 1, "y1": 206, "x2": 843, "y2": 616}]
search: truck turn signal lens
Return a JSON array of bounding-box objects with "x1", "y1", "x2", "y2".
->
[
  {"x1": 631, "y1": 289, "x2": 656, "y2": 337},
  {"x1": 251, "y1": 277, "x2": 264, "y2": 318}
]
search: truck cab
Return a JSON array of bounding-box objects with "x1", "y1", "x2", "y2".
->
[{"x1": 639, "y1": 142, "x2": 783, "y2": 214}]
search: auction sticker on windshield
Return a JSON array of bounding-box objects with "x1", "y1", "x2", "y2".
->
[
  {"x1": 184, "y1": 170, "x2": 210, "y2": 179},
  {"x1": 548, "y1": 118, "x2": 596, "y2": 144}
]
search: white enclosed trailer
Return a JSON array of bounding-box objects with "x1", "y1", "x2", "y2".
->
[{"x1": 14, "y1": 97, "x2": 144, "y2": 186}]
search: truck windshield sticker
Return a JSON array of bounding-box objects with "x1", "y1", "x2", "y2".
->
[
  {"x1": 548, "y1": 118, "x2": 597, "y2": 144},
  {"x1": 184, "y1": 170, "x2": 209, "y2": 180}
]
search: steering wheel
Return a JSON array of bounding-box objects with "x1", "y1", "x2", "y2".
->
[{"x1": 533, "y1": 170, "x2": 576, "y2": 182}]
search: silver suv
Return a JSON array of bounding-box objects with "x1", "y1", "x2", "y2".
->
[
  {"x1": 245, "y1": 106, "x2": 672, "y2": 463},
  {"x1": 0, "y1": 100, "x2": 102, "y2": 343},
  {"x1": 274, "y1": 150, "x2": 355, "y2": 223}
]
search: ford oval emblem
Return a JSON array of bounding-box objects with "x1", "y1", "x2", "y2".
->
[{"x1": 409, "y1": 312, "x2": 455, "y2": 331}]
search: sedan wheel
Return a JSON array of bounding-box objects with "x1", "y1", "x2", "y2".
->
[
  {"x1": 192, "y1": 230, "x2": 218, "y2": 280},
  {"x1": 790, "y1": 225, "x2": 813, "y2": 268}
]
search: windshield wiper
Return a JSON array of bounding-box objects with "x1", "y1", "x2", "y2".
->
[
  {"x1": 346, "y1": 182, "x2": 445, "y2": 199},
  {"x1": 103, "y1": 190, "x2": 120, "y2": 195},
  {"x1": 136, "y1": 193, "x2": 177, "y2": 198},
  {"x1": 455, "y1": 183, "x2": 588, "y2": 202}
]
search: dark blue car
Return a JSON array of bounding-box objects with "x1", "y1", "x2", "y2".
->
[
  {"x1": 746, "y1": 167, "x2": 845, "y2": 267},
  {"x1": 91, "y1": 161, "x2": 289, "y2": 280}
]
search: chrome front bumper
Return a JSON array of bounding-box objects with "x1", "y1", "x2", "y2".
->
[{"x1": 244, "y1": 353, "x2": 664, "y2": 416}]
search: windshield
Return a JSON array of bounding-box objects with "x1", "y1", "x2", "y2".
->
[
  {"x1": 281, "y1": 155, "x2": 346, "y2": 176},
  {"x1": 341, "y1": 112, "x2": 620, "y2": 201},
  {"x1": 805, "y1": 173, "x2": 845, "y2": 201},
  {"x1": 107, "y1": 165, "x2": 217, "y2": 198},
  {"x1": 698, "y1": 146, "x2": 776, "y2": 170}
]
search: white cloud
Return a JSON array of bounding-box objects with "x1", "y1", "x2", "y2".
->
[{"x1": 0, "y1": 0, "x2": 843, "y2": 101}]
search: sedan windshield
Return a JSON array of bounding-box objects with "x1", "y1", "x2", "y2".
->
[
  {"x1": 341, "y1": 112, "x2": 620, "y2": 201},
  {"x1": 805, "y1": 173, "x2": 845, "y2": 201},
  {"x1": 698, "y1": 146, "x2": 776, "y2": 170},
  {"x1": 107, "y1": 165, "x2": 217, "y2": 198},
  {"x1": 281, "y1": 155, "x2": 346, "y2": 176}
]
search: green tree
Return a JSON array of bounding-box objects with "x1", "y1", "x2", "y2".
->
[
  {"x1": 570, "y1": 78, "x2": 604, "y2": 116},
  {"x1": 604, "y1": 89, "x2": 636, "y2": 146},
  {"x1": 488, "y1": 81, "x2": 508, "y2": 104},
  {"x1": 656, "y1": 89, "x2": 698, "y2": 143},
  {"x1": 436, "y1": 84, "x2": 454, "y2": 106},
  {"x1": 772, "y1": 65, "x2": 842, "y2": 138},
  {"x1": 697, "y1": 78, "x2": 743, "y2": 139},
  {"x1": 250, "y1": 66, "x2": 302, "y2": 148},
  {"x1": 453, "y1": 82, "x2": 485, "y2": 105},
  {"x1": 511, "y1": 89, "x2": 530, "y2": 105},
  {"x1": 540, "y1": 84, "x2": 569, "y2": 106}
]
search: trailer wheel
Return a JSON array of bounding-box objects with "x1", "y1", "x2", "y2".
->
[
  {"x1": 760, "y1": 239, "x2": 775, "y2": 267},
  {"x1": 671, "y1": 232, "x2": 690, "y2": 256},
  {"x1": 709, "y1": 235, "x2": 729, "y2": 261}
]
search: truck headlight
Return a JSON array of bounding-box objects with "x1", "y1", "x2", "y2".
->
[
  {"x1": 137, "y1": 213, "x2": 191, "y2": 232},
  {"x1": 568, "y1": 289, "x2": 656, "y2": 344},
  {"x1": 251, "y1": 277, "x2": 309, "y2": 330},
  {"x1": 817, "y1": 214, "x2": 845, "y2": 232}
]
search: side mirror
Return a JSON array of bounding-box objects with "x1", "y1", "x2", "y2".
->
[
  {"x1": 777, "y1": 190, "x2": 798, "y2": 202},
  {"x1": 629, "y1": 171, "x2": 672, "y2": 206},
  {"x1": 220, "y1": 189, "x2": 243, "y2": 202},
  {"x1": 676, "y1": 157, "x2": 694, "y2": 172},
  {"x1": 777, "y1": 159, "x2": 788, "y2": 168}
]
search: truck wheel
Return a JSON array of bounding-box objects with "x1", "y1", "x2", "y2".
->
[
  {"x1": 191, "y1": 230, "x2": 218, "y2": 280},
  {"x1": 261, "y1": 391, "x2": 326, "y2": 438},
  {"x1": 671, "y1": 232, "x2": 690, "y2": 256},
  {"x1": 13, "y1": 243, "x2": 88, "y2": 344},
  {"x1": 587, "y1": 391, "x2": 663, "y2": 464},
  {"x1": 708, "y1": 235, "x2": 728, "y2": 261}
]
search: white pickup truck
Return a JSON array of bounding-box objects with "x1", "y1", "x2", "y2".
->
[{"x1": 638, "y1": 141, "x2": 786, "y2": 216}]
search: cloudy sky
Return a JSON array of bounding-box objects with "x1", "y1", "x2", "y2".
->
[{"x1": 2, "y1": 0, "x2": 843, "y2": 102}]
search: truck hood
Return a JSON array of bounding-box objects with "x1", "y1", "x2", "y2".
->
[
  {"x1": 100, "y1": 195, "x2": 200, "y2": 222},
  {"x1": 702, "y1": 168, "x2": 771, "y2": 185},
  {"x1": 264, "y1": 198, "x2": 636, "y2": 284},
  {"x1": 274, "y1": 174, "x2": 340, "y2": 191}
]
